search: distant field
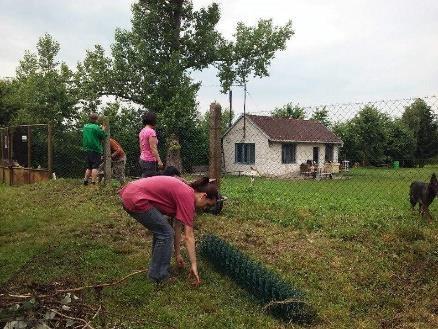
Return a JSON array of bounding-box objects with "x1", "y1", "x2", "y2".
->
[{"x1": 1, "y1": 167, "x2": 437, "y2": 328}]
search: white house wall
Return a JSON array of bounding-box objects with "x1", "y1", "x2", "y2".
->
[
  {"x1": 223, "y1": 117, "x2": 340, "y2": 176},
  {"x1": 223, "y1": 118, "x2": 270, "y2": 174}
]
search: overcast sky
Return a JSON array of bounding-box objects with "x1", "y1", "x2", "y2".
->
[{"x1": 1, "y1": 0, "x2": 437, "y2": 116}]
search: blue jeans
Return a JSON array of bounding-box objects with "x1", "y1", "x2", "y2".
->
[{"x1": 128, "y1": 208, "x2": 174, "y2": 282}]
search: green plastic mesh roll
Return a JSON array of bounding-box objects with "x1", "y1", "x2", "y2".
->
[{"x1": 199, "y1": 234, "x2": 315, "y2": 324}]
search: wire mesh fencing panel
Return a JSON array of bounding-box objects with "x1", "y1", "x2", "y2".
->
[
  {"x1": 52, "y1": 128, "x2": 87, "y2": 179},
  {"x1": 7, "y1": 95, "x2": 435, "y2": 203},
  {"x1": 109, "y1": 126, "x2": 142, "y2": 179},
  {"x1": 0, "y1": 125, "x2": 50, "y2": 169},
  {"x1": 224, "y1": 95, "x2": 438, "y2": 175}
]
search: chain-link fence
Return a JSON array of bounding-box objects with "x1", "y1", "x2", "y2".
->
[
  {"x1": 0, "y1": 124, "x2": 52, "y2": 185},
  {"x1": 4, "y1": 95, "x2": 436, "y2": 191},
  {"x1": 224, "y1": 95, "x2": 438, "y2": 177},
  {"x1": 218, "y1": 95, "x2": 438, "y2": 218}
]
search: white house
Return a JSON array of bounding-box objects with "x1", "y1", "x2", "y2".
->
[{"x1": 222, "y1": 114, "x2": 343, "y2": 177}]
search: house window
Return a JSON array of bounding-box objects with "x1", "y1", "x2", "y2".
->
[
  {"x1": 325, "y1": 144, "x2": 334, "y2": 162},
  {"x1": 282, "y1": 143, "x2": 296, "y2": 164},
  {"x1": 235, "y1": 143, "x2": 255, "y2": 164}
]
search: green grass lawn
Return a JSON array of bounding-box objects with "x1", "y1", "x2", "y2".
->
[{"x1": 1, "y1": 167, "x2": 437, "y2": 328}]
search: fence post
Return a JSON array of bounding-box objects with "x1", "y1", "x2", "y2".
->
[
  {"x1": 8, "y1": 127, "x2": 13, "y2": 163},
  {"x1": 0, "y1": 129, "x2": 3, "y2": 164},
  {"x1": 209, "y1": 102, "x2": 222, "y2": 187},
  {"x1": 27, "y1": 126, "x2": 32, "y2": 184},
  {"x1": 47, "y1": 124, "x2": 53, "y2": 178},
  {"x1": 8, "y1": 128, "x2": 13, "y2": 186},
  {"x1": 27, "y1": 126, "x2": 32, "y2": 168},
  {"x1": 103, "y1": 117, "x2": 111, "y2": 184}
]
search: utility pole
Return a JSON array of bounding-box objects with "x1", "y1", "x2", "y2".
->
[{"x1": 229, "y1": 89, "x2": 232, "y2": 127}]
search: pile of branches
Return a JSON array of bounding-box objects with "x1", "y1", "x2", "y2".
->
[
  {"x1": 199, "y1": 234, "x2": 316, "y2": 324},
  {"x1": 0, "y1": 270, "x2": 146, "y2": 328}
]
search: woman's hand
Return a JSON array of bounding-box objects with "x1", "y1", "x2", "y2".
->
[
  {"x1": 158, "y1": 160, "x2": 164, "y2": 170},
  {"x1": 188, "y1": 265, "x2": 201, "y2": 287}
]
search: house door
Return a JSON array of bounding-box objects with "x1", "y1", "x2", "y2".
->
[{"x1": 313, "y1": 147, "x2": 319, "y2": 164}]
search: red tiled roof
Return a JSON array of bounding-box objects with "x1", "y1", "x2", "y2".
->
[{"x1": 247, "y1": 115, "x2": 342, "y2": 143}]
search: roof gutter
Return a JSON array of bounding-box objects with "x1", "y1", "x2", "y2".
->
[{"x1": 269, "y1": 139, "x2": 344, "y2": 146}]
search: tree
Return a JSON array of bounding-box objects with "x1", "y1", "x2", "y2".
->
[
  {"x1": 311, "y1": 106, "x2": 331, "y2": 127},
  {"x1": 0, "y1": 78, "x2": 20, "y2": 126},
  {"x1": 217, "y1": 19, "x2": 293, "y2": 92},
  {"x1": 77, "y1": 0, "x2": 293, "y2": 168},
  {"x1": 272, "y1": 102, "x2": 305, "y2": 119},
  {"x1": 401, "y1": 98, "x2": 438, "y2": 167},
  {"x1": 12, "y1": 34, "x2": 77, "y2": 127},
  {"x1": 385, "y1": 119, "x2": 416, "y2": 164},
  {"x1": 334, "y1": 110, "x2": 418, "y2": 168},
  {"x1": 349, "y1": 105, "x2": 390, "y2": 166},
  {"x1": 4, "y1": 34, "x2": 80, "y2": 176},
  {"x1": 332, "y1": 120, "x2": 360, "y2": 163}
]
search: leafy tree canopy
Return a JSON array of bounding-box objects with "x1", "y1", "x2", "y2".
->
[
  {"x1": 401, "y1": 98, "x2": 438, "y2": 165},
  {"x1": 311, "y1": 106, "x2": 331, "y2": 127},
  {"x1": 385, "y1": 119, "x2": 416, "y2": 162},
  {"x1": 0, "y1": 78, "x2": 20, "y2": 126},
  {"x1": 76, "y1": 0, "x2": 293, "y2": 138},
  {"x1": 13, "y1": 33, "x2": 77, "y2": 127},
  {"x1": 272, "y1": 102, "x2": 305, "y2": 119}
]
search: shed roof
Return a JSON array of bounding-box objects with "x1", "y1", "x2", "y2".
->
[{"x1": 244, "y1": 114, "x2": 342, "y2": 144}]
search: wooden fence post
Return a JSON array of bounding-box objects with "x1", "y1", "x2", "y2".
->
[
  {"x1": 47, "y1": 124, "x2": 53, "y2": 178},
  {"x1": 27, "y1": 126, "x2": 32, "y2": 168},
  {"x1": 8, "y1": 127, "x2": 13, "y2": 163},
  {"x1": 0, "y1": 129, "x2": 3, "y2": 164},
  {"x1": 8, "y1": 128, "x2": 13, "y2": 186},
  {"x1": 209, "y1": 102, "x2": 222, "y2": 187},
  {"x1": 27, "y1": 126, "x2": 32, "y2": 183}
]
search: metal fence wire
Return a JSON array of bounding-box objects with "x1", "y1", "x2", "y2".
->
[
  {"x1": 230, "y1": 95, "x2": 438, "y2": 175},
  {"x1": 213, "y1": 95, "x2": 438, "y2": 208},
  {"x1": 0, "y1": 125, "x2": 50, "y2": 169},
  {"x1": 0, "y1": 124, "x2": 54, "y2": 185},
  {"x1": 2, "y1": 95, "x2": 437, "y2": 190}
]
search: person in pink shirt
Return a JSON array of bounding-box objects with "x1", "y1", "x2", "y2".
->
[
  {"x1": 139, "y1": 111, "x2": 163, "y2": 177},
  {"x1": 119, "y1": 176, "x2": 219, "y2": 285}
]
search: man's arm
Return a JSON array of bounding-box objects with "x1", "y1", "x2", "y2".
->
[{"x1": 110, "y1": 140, "x2": 124, "y2": 160}]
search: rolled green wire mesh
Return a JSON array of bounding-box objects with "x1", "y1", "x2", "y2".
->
[{"x1": 199, "y1": 234, "x2": 316, "y2": 324}]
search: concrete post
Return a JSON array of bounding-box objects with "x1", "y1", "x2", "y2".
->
[{"x1": 209, "y1": 102, "x2": 222, "y2": 187}]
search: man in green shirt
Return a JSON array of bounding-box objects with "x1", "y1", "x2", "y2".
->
[{"x1": 82, "y1": 113, "x2": 107, "y2": 185}]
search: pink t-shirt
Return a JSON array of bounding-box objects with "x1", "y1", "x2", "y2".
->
[
  {"x1": 139, "y1": 127, "x2": 157, "y2": 161},
  {"x1": 119, "y1": 176, "x2": 196, "y2": 227}
]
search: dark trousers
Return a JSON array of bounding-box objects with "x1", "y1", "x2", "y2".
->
[{"x1": 139, "y1": 159, "x2": 158, "y2": 178}]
